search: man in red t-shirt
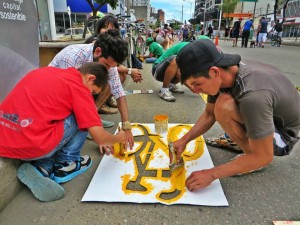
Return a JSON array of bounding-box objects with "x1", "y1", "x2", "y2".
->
[{"x1": 0, "y1": 62, "x2": 126, "y2": 202}]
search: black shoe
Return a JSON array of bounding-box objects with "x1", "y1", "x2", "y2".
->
[{"x1": 53, "y1": 156, "x2": 92, "y2": 184}]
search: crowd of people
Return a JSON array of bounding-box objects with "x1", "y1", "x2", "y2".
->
[
  {"x1": 0, "y1": 14, "x2": 299, "y2": 202},
  {"x1": 225, "y1": 16, "x2": 284, "y2": 48}
]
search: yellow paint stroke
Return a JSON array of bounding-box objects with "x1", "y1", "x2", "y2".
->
[
  {"x1": 199, "y1": 93, "x2": 208, "y2": 103},
  {"x1": 113, "y1": 124, "x2": 205, "y2": 204}
]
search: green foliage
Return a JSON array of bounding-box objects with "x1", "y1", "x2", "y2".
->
[
  {"x1": 155, "y1": 18, "x2": 161, "y2": 27},
  {"x1": 86, "y1": 0, "x2": 118, "y2": 17},
  {"x1": 221, "y1": 0, "x2": 239, "y2": 14}
]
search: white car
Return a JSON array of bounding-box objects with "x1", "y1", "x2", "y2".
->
[{"x1": 62, "y1": 28, "x2": 92, "y2": 39}]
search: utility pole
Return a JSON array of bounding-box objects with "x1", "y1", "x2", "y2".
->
[
  {"x1": 127, "y1": 0, "x2": 131, "y2": 16},
  {"x1": 266, "y1": 3, "x2": 270, "y2": 18},
  {"x1": 252, "y1": 1, "x2": 257, "y2": 20},
  {"x1": 182, "y1": 5, "x2": 184, "y2": 23},
  {"x1": 217, "y1": 0, "x2": 223, "y2": 36},
  {"x1": 203, "y1": 0, "x2": 206, "y2": 34}
]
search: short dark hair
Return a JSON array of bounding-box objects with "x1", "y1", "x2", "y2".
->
[
  {"x1": 85, "y1": 15, "x2": 119, "y2": 44},
  {"x1": 96, "y1": 15, "x2": 119, "y2": 34},
  {"x1": 78, "y1": 62, "x2": 108, "y2": 89},
  {"x1": 93, "y1": 29, "x2": 128, "y2": 64}
]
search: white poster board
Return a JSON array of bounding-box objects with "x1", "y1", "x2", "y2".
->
[{"x1": 82, "y1": 124, "x2": 228, "y2": 206}]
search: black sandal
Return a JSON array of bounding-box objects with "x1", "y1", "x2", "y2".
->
[{"x1": 205, "y1": 135, "x2": 242, "y2": 152}]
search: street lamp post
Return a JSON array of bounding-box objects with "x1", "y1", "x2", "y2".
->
[
  {"x1": 217, "y1": 0, "x2": 223, "y2": 36},
  {"x1": 202, "y1": 0, "x2": 207, "y2": 35},
  {"x1": 67, "y1": 6, "x2": 72, "y2": 39},
  {"x1": 182, "y1": 5, "x2": 184, "y2": 23},
  {"x1": 183, "y1": 0, "x2": 193, "y2": 19},
  {"x1": 174, "y1": 9, "x2": 183, "y2": 23}
]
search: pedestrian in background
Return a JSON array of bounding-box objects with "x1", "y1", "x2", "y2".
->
[
  {"x1": 241, "y1": 18, "x2": 254, "y2": 48},
  {"x1": 232, "y1": 18, "x2": 242, "y2": 47},
  {"x1": 207, "y1": 25, "x2": 213, "y2": 39},
  {"x1": 224, "y1": 27, "x2": 230, "y2": 41},
  {"x1": 258, "y1": 16, "x2": 268, "y2": 48},
  {"x1": 143, "y1": 37, "x2": 164, "y2": 63}
]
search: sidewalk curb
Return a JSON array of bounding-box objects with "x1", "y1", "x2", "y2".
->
[{"x1": 0, "y1": 158, "x2": 21, "y2": 212}]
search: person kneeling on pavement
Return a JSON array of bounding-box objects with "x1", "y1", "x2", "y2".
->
[
  {"x1": 0, "y1": 62, "x2": 127, "y2": 202},
  {"x1": 85, "y1": 15, "x2": 143, "y2": 117},
  {"x1": 152, "y1": 35, "x2": 210, "y2": 102},
  {"x1": 174, "y1": 39, "x2": 300, "y2": 191},
  {"x1": 143, "y1": 37, "x2": 164, "y2": 64},
  {"x1": 49, "y1": 30, "x2": 135, "y2": 154}
]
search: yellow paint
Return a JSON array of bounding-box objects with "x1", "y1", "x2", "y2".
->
[
  {"x1": 113, "y1": 124, "x2": 205, "y2": 204},
  {"x1": 199, "y1": 93, "x2": 208, "y2": 103}
]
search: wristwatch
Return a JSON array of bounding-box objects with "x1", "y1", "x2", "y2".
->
[
  {"x1": 121, "y1": 121, "x2": 132, "y2": 130},
  {"x1": 127, "y1": 68, "x2": 132, "y2": 75}
]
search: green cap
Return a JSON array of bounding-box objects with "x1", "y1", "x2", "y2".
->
[{"x1": 146, "y1": 37, "x2": 153, "y2": 45}]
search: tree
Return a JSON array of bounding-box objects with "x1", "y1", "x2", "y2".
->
[
  {"x1": 274, "y1": 0, "x2": 290, "y2": 24},
  {"x1": 155, "y1": 18, "x2": 161, "y2": 28},
  {"x1": 83, "y1": 0, "x2": 118, "y2": 36},
  {"x1": 221, "y1": 0, "x2": 239, "y2": 26},
  {"x1": 86, "y1": 0, "x2": 118, "y2": 17}
]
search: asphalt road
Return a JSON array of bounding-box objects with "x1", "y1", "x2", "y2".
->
[{"x1": 0, "y1": 40, "x2": 299, "y2": 225}]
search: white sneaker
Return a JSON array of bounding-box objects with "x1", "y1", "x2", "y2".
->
[
  {"x1": 159, "y1": 90, "x2": 176, "y2": 102},
  {"x1": 169, "y1": 85, "x2": 184, "y2": 94}
]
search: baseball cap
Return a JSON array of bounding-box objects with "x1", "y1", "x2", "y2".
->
[
  {"x1": 176, "y1": 39, "x2": 241, "y2": 77},
  {"x1": 146, "y1": 37, "x2": 153, "y2": 45}
]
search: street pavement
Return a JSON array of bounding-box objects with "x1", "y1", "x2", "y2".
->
[{"x1": 0, "y1": 40, "x2": 299, "y2": 225}]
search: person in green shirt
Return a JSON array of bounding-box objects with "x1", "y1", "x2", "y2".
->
[
  {"x1": 143, "y1": 37, "x2": 164, "y2": 63},
  {"x1": 152, "y1": 36, "x2": 210, "y2": 102}
]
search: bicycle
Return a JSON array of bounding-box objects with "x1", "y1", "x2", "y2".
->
[
  {"x1": 82, "y1": 15, "x2": 101, "y2": 39},
  {"x1": 115, "y1": 14, "x2": 138, "y2": 68},
  {"x1": 270, "y1": 34, "x2": 281, "y2": 47}
]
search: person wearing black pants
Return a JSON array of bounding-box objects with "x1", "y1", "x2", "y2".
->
[{"x1": 241, "y1": 19, "x2": 253, "y2": 48}]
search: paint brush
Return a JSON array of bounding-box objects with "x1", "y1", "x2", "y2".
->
[
  {"x1": 168, "y1": 140, "x2": 184, "y2": 174},
  {"x1": 118, "y1": 125, "x2": 125, "y2": 155}
]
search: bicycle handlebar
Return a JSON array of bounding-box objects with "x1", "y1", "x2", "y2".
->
[{"x1": 115, "y1": 14, "x2": 131, "y2": 18}]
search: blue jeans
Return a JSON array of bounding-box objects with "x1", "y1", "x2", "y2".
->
[
  {"x1": 145, "y1": 57, "x2": 157, "y2": 63},
  {"x1": 26, "y1": 114, "x2": 88, "y2": 172}
]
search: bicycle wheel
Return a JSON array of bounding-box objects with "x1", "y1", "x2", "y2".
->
[
  {"x1": 277, "y1": 37, "x2": 281, "y2": 47},
  {"x1": 270, "y1": 38, "x2": 276, "y2": 46}
]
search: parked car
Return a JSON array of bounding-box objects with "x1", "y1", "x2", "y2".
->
[
  {"x1": 62, "y1": 28, "x2": 92, "y2": 39},
  {"x1": 56, "y1": 24, "x2": 65, "y2": 33}
]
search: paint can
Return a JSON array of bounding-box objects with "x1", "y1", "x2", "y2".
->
[{"x1": 154, "y1": 114, "x2": 168, "y2": 134}]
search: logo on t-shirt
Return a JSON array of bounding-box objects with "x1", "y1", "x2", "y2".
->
[{"x1": 0, "y1": 111, "x2": 32, "y2": 128}]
